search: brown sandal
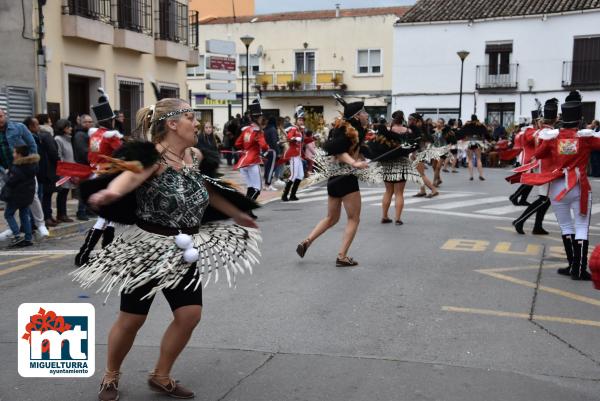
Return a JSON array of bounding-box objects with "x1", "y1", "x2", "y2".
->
[
  {"x1": 98, "y1": 370, "x2": 120, "y2": 401},
  {"x1": 381, "y1": 217, "x2": 392, "y2": 224},
  {"x1": 296, "y1": 239, "x2": 311, "y2": 258},
  {"x1": 336, "y1": 256, "x2": 358, "y2": 267},
  {"x1": 148, "y1": 371, "x2": 195, "y2": 399}
]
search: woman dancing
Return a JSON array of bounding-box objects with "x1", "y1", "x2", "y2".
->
[
  {"x1": 459, "y1": 114, "x2": 488, "y2": 181},
  {"x1": 75, "y1": 98, "x2": 260, "y2": 401},
  {"x1": 295, "y1": 98, "x2": 370, "y2": 267}
]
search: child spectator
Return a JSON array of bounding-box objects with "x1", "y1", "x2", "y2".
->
[{"x1": 0, "y1": 145, "x2": 39, "y2": 247}]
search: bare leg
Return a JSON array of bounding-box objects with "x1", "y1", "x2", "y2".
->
[
  {"x1": 153, "y1": 305, "x2": 202, "y2": 383},
  {"x1": 476, "y1": 147, "x2": 484, "y2": 178},
  {"x1": 416, "y1": 162, "x2": 438, "y2": 194},
  {"x1": 106, "y1": 312, "x2": 148, "y2": 372},
  {"x1": 467, "y1": 149, "x2": 474, "y2": 178},
  {"x1": 381, "y1": 182, "x2": 394, "y2": 220},
  {"x1": 433, "y1": 159, "x2": 442, "y2": 185},
  {"x1": 394, "y1": 181, "x2": 406, "y2": 221},
  {"x1": 306, "y1": 196, "x2": 342, "y2": 243},
  {"x1": 338, "y1": 191, "x2": 362, "y2": 258}
]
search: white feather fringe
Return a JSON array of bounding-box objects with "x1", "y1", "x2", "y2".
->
[{"x1": 307, "y1": 148, "x2": 383, "y2": 185}]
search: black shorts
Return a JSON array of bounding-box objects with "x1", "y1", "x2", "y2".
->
[
  {"x1": 327, "y1": 175, "x2": 359, "y2": 198},
  {"x1": 120, "y1": 265, "x2": 203, "y2": 315}
]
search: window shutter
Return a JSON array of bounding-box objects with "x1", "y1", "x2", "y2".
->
[
  {"x1": 370, "y1": 50, "x2": 381, "y2": 73},
  {"x1": 357, "y1": 50, "x2": 368, "y2": 74}
]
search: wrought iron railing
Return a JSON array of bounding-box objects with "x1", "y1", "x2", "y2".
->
[
  {"x1": 155, "y1": 0, "x2": 189, "y2": 45},
  {"x1": 562, "y1": 60, "x2": 600, "y2": 87},
  {"x1": 189, "y1": 10, "x2": 199, "y2": 49},
  {"x1": 62, "y1": 0, "x2": 112, "y2": 23},
  {"x1": 115, "y1": 0, "x2": 152, "y2": 35},
  {"x1": 475, "y1": 63, "x2": 519, "y2": 89},
  {"x1": 255, "y1": 70, "x2": 345, "y2": 91}
]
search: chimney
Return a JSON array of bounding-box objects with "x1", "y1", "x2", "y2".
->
[{"x1": 335, "y1": 3, "x2": 340, "y2": 18}]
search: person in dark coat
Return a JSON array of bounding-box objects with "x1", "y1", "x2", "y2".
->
[
  {"x1": 1, "y1": 145, "x2": 39, "y2": 247},
  {"x1": 72, "y1": 114, "x2": 94, "y2": 220},
  {"x1": 263, "y1": 116, "x2": 278, "y2": 190},
  {"x1": 35, "y1": 114, "x2": 59, "y2": 226}
]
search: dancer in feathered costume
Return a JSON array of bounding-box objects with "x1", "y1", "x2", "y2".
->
[
  {"x1": 295, "y1": 96, "x2": 371, "y2": 267},
  {"x1": 431, "y1": 118, "x2": 451, "y2": 187},
  {"x1": 409, "y1": 113, "x2": 440, "y2": 198},
  {"x1": 75, "y1": 98, "x2": 261, "y2": 401},
  {"x1": 458, "y1": 114, "x2": 489, "y2": 181},
  {"x1": 74, "y1": 89, "x2": 123, "y2": 266},
  {"x1": 522, "y1": 91, "x2": 600, "y2": 281},
  {"x1": 368, "y1": 110, "x2": 420, "y2": 225},
  {"x1": 280, "y1": 106, "x2": 306, "y2": 201},
  {"x1": 510, "y1": 102, "x2": 557, "y2": 235}
]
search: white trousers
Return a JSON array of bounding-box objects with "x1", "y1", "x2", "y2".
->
[
  {"x1": 240, "y1": 164, "x2": 262, "y2": 190},
  {"x1": 549, "y1": 180, "x2": 591, "y2": 240},
  {"x1": 290, "y1": 156, "x2": 304, "y2": 181}
]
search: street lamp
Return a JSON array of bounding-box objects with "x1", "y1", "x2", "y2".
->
[
  {"x1": 457, "y1": 50, "x2": 470, "y2": 121},
  {"x1": 240, "y1": 35, "x2": 255, "y2": 111},
  {"x1": 239, "y1": 66, "x2": 247, "y2": 117}
]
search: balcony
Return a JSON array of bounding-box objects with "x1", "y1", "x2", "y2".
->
[
  {"x1": 475, "y1": 63, "x2": 519, "y2": 91},
  {"x1": 154, "y1": 0, "x2": 191, "y2": 61},
  {"x1": 562, "y1": 60, "x2": 600, "y2": 88},
  {"x1": 61, "y1": 0, "x2": 113, "y2": 44},
  {"x1": 255, "y1": 70, "x2": 345, "y2": 98},
  {"x1": 187, "y1": 11, "x2": 200, "y2": 66},
  {"x1": 113, "y1": 0, "x2": 154, "y2": 54}
]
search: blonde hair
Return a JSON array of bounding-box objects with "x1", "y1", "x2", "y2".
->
[{"x1": 134, "y1": 98, "x2": 189, "y2": 143}]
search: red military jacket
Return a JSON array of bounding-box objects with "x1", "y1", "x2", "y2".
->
[
  {"x1": 282, "y1": 125, "x2": 304, "y2": 160},
  {"x1": 521, "y1": 128, "x2": 600, "y2": 215},
  {"x1": 88, "y1": 127, "x2": 123, "y2": 168},
  {"x1": 234, "y1": 123, "x2": 268, "y2": 169},
  {"x1": 521, "y1": 126, "x2": 538, "y2": 164}
]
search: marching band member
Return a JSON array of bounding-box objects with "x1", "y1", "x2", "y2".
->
[{"x1": 281, "y1": 106, "x2": 306, "y2": 201}]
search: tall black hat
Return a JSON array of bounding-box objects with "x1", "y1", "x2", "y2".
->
[
  {"x1": 248, "y1": 98, "x2": 262, "y2": 116},
  {"x1": 91, "y1": 88, "x2": 116, "y2": 122},
  {"x1": 561, "y1": 90, "x2": 582, "y2": 124},
  {"x1": 543, "y1": 98, "x2": 559, "y2": 120},
  {"x1": 334, "y1": 94, "x2": 365, "y2": 120},
  {"x1": 531, "y1": 110, "x2": 540, "y2": 120}
]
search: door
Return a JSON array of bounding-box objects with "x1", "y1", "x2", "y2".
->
[
  {"x1": 119, "y1": 81, "x2": 143, "y2": 135},
  {"x1": 295, "y1": 51, "x2": 315, "y2": 89},
  {"x1": 68, "y1": 75, "x2": 90, "y2": 118},
  {"x1": 486, "y1": 103, "x2": 515, "y2": 127},
  {"x1": 573, "y1": 37, "x2": 600, "y2": 85}
]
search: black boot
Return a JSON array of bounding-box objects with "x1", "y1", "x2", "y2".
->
[
  {"x1": 251, "y1": 189, "x2": 261, "y2": 201},
  {"x1": 246, "y1": 188, "x2": 258, "y2": 219},
  {"x1": 571, "y1": 239, "x2": 592, "y2": 281},
  {"x1": 558, "y1": 234, "x2": 575, "y2": 276},
  {"x1": 289, "y1": 179, "x2": 302, "y2": 201},
  {"x1": 509, "y1": 185, "x2": 528, "y2": 206},
  {"x1": 281, "y1": 181, "x2": 292, "y2": 202},
  {"x1": 101, "y1": 226, "x2": 115, "y2": 248},
  {"x1": 512, "y1": 196, "x2": 545, "y2": 235},
  {"x1": 517, "y1": 185, "x2": 533, "y2": 206},
  {"x1": 532, "y1": 197, "x2": 550, "y2": 235},
  {"x1": 74, "y1": 228, "x2": 104, "y2": 267}
]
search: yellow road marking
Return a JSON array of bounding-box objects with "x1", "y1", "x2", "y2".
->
[
  {"x1": 0, "y1": 255, "x2": 46, "y2": 267},
  {"x1": 494, "y1": 241, "x2": 542, "y2": 256},
  {"x1": 476, "y1": 270, "x2": 600, "y2": 307},
  {"x1": 0, "y1": 255, "x2": 65, "y2": 277},
  {"x1": 442, "y1": 306, "x2": 600, "y2": 328},
  {"x1": 441, "y1": 239, "x2": 489, "y2": 252}
]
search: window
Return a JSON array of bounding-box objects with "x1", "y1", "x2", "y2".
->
[
  {"x1": 357, "y1": 49, "x2": 382, "y2": 74},
  {"x1": 486, "y1": 43, "x2": 512, "y2": 75},
  {"x1": 187, "y1": 55, "x2": 205, "y2": 77},
  {"x1": 239, "y1": 54, "x2": 260, "y2": 77},
  {"x1": 159, "y1": 85, "x2": 179, "y2": 99},
  {"x1": 116, "y1": 0, "x2": 152, "y2": 35},
  {"x1": 416, "y1": 108, "x2": 459, "y2": 122},
  {"x1": 118, "y1": 79, "x2": 144, "y2": 135}
]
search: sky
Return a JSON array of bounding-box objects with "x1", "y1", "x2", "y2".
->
[{"x1": 255, "y1": 0, "x2": 413, "y2": 14}]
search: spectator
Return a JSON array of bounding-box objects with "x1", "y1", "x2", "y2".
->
[
  {"x1": 35, "y1": 114, "x2": 59, "y2": 226},
  {"x1": 263, "y1": 117, "x2": 278, "y2": 190},
  {"x1": 303, "y1": 129, "x2": 316, "y2": 175},
  {"x1": 53, "y1": 119, "x2": 75, "y2": 223},
  {"x1": 196, "y1": 121, "x2": 220, "y2": 152},
  {"x1": 492, "y1": 120, "x2": 507, "y2": 140},
  {"x1": 222, "y1": 117, "x2": 240, "y2": 166},
  {"x1": 72, "y1": 114, "x2": 94, "y2": 220},
  {"x1": 113, "y1": 110, "x2": 126, "y2": 135},
  {"x1": 0, "y1": 108, "x2": 37, "y2": 169},
  {"x1": 22, "y1": 117, "x2": 50, "y2": 238},
  {"x1": 0, "y1": 145, "x2": 38, "y2": 247}
]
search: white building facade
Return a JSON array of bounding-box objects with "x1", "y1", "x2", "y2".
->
[
  {"x1": 393, "y1": 1, "x2": 600, "y2": 126},
  {"x1": 187, "y1": 6, "x2": 409, "y2": 130}
]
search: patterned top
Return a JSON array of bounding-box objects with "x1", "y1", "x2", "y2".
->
[{"x1": 136, "y1": 151, "x2": 209, "y2": 228}]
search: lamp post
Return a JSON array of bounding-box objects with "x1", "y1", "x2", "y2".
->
[
  {"x1": 240, "y1": 35, "x2": 255, "y2": 111},
  {"x1": 239, "y1": 66, "x2": 247, "y2": 117},
  {"x1": 457, "y1": 50, "x2": 470, "y2": 121}
]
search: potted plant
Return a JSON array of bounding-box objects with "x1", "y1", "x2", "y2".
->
[
  {"x1": 293, "y1": 80, "x2": 302, "y2": 90},
  {"x1": 339, "y1": 83, "x2": 347, "y2": 90},
  {"x1": 273, "y1": 85, "x2": 279, "y2": 91},
  {"x1": 287, "y1": 80, "x2": 295, "y2": 91},
  {"x1": 316, "y1": 84, "x2": 321, "y2": 91},
  {"x1": 331, "y1": 76, "x2": 341, "y2": 87},
  {"x1": 261, "y1": 80, "x2": 269, "y2": 90}
]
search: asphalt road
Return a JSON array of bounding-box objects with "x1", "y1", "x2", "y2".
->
[{"x1": 1, "y1": 166, "x2": 599, "y2": 401}]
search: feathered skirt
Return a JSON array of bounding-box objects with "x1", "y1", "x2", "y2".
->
[
  {"x1": 380, "y1": 158, "x2": 423, "y2": 184},
  {"x1": 413, "y1": 145, "x2": 450, "y2": 164},
  {"x1": 308, "y1": 148, "x2": 383, "y2": 185},
  {"x1": 71, "y1": 223, "x2": 261, "y2": 302}
]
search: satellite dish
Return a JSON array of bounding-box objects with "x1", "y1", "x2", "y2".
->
[{"x1": 256, "y1": 45, "x2": 263, "y2": 57}]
